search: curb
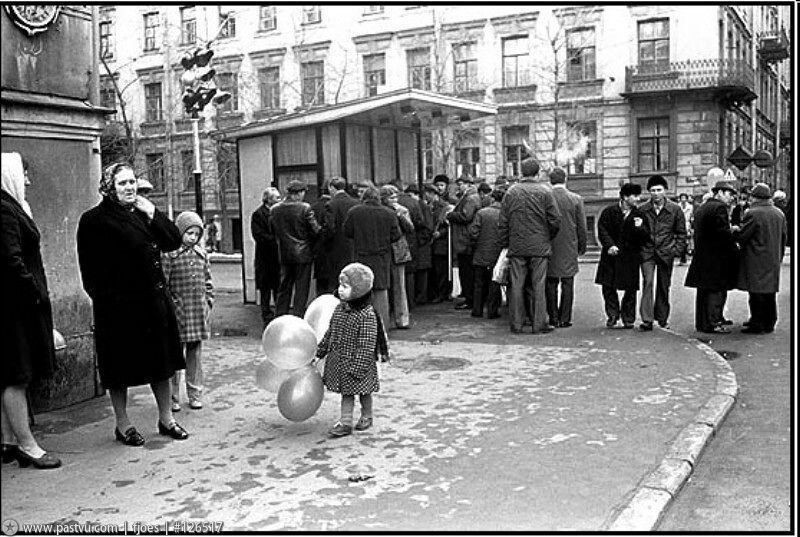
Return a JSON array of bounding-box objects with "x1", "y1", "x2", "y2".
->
[{"x1": 602, "y1": 328, "x2": 738, "y2": 531}]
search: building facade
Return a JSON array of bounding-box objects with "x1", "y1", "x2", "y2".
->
[{"x1": 99, "y1": 4, "x2": 792, "y2": 248}]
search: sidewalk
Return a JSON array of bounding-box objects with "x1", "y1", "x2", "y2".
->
[{"x1": 0, "y1": 272, "x2": 735, "y2": 531}]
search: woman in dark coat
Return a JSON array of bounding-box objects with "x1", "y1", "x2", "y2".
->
[
  {"x1": 595, "y1": 183, "x2": 650, "y2": 328},
  {"x1": 1, "y1": 153, "x2": 61, "y2": 469},
  {"x1": 251, "y1": 187, "x2": 282, "y2": 326},
  {"x1": 77, "y1": 163, "x2": 188, "y2": 446}
]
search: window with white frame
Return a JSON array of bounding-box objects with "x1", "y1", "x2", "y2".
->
[
  {"x1": 637, "y1": 19, "x2": 669, "y2": 74},
  {"x1": 567, "y1": 28, "x2": 596, "y2": 82},
  {"x1": 453, "y1": 42, "x2": 478, "y2": 93},
  {"x1": 456, "y1": 130, "x2": 480, "y2": 179},
  {"x1": 219, "y1": 7, "x2": 236, "y2": 38},
  {"x1": 637, "y1": 117, "x2": 670, "y2": 172},
  {"x1": 145, "y1": 153, "x2": 165, "y2": 192},
  {"x1": 182, "y1": 150, "x2": 195, "y2": 191},
  {"x1": 259, "y1": 6, "x2": 277, "y2": 31},
  {"x1": 302, "y1": 6, "x2": 321, "y2": 25},
  {"x1": 259, "y1": 66, "x2": 280, "y2": 109},
  {"x1": 99, "y1": 21, "x2": 113, "y2": 59},
  {"x1": 144, "y1": 82, "x2": 162, "y2": 122},
  {"x1": 301, "y1": 61, "x2": 324, "y2": 105},
  {"x1": 422, "y1": 132, "x2": 433, "y2": 181},
  {"x1": 502, "y1": 36, "x2": 529, "y2": 88},
  {"x1": 216, "y1": 73, "x2": 238, "y2": 112},
  {"x1": 407, "y1": 48, "x2": 431, "y2": 90},
  {"x1": 363, "y1": 53, "x2": 386, "y2": 97},
  {"x1": 564, "y1": 121, "x2": 597, "y2": 175},
  {"x1": 217, "y1": 143, "x2": 238, "y2": 191},
  {"x1": 502, "y1": 126, "x2": 530, "y2": 177},
  {"x1": 180, "y1": 6, "x2": 196, "y2": 45},
  {"x1": 100, "y1": 77, "x2": 117, "y2": 117},
  {"x1": 142, "y1": 12, "x2": 159, "y2": 52}
]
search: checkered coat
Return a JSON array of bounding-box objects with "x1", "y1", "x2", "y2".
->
[
  {"x1": 162, "y1": 245, "x2": 214, "y2": 342},
  {"x1": 316, "y1": 302, "x2": 380, "y2": 395}
]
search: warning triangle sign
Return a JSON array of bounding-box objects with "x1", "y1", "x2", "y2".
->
[{"x1": 724, "y1": 168, "x2": 737, "y2": 182}]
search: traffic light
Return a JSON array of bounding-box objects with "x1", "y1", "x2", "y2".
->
[{"x1": 180, "y1": 47, "x2": 231, "y2": 116}]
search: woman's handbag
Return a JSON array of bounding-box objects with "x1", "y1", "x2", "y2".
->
[
  {"x1": 492, "y1": 248, "x2": 510, "y2": 284},
  {"x1": 392, "y1": 235, "x2": 412, "y2": 264}
]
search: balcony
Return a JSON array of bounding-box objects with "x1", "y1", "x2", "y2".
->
[
  {"x1": 758, "y1": 28, "x2": 790, "y2": 63},
  {"x1": 623, "y1": 59, "x2": 756, "y2": 107}
]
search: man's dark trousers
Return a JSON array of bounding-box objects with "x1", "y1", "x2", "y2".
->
[
  {"x1": 545, "y1": 276, "x2": 575, "y2": 325},
  {"x1": 276, "y1": 262, "x2": 312, "y2": 317},
  {"x1": 747, "y1": 292, "x2": 777, "y2": 331},
  {"x1": 695, "y1": 288, "x2": 727, "y2": 331},
  {"x1": 509, "y1": 256, "x2": 548, "y2": 332},
  {"x1": 431, "y1": 254, "x2": 451, "y2": 301},
  {"x1": 472, "y1": 266, "x2": 501, "y2": 317},
  {"x1": 457, "y1": 253, "x2": 474, "y2": 307},
  {"x1": 259, "y1": 282, "x2": 279, "y2": 325},
  {"x1": 602, "y1": 286, "x2": 637, "y2": 325}
]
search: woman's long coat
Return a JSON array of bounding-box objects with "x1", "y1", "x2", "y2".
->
[
  {"x1": 685, "y1": 198, "x2": 739, "y2": 290},
  {"x1": 1, "y1": 191, "x2": 55, "y2": 387},
  {"x1": 734, "y1": 200, "x2": 787, "y2": 293},
  {"x1": 77, "y1": 198, "x2": 185, "y2": 389},
  {"x1": 251, "y1": 202, "x2": 280, "y2": 290},
  {"x1": 343, "y1": 200, "x2": 401, "y2": 290},
  {"x1": 594, "y1": 203, "x2": 650, "y2": 290}
]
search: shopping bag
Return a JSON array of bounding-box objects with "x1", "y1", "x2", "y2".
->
[{"x1": 492, "y1": 248, "x2": 509, "y2": 284}]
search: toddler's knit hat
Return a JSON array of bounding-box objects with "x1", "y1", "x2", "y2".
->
[
  {"x1": 175, "y1": 211, "x2": 204, "y2": 236},
  {"x1": 340, "y1": 263, "x2": 374, "y2": 299}
]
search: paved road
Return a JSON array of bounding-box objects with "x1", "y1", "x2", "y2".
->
[{"x1": 657, "y1": 264, "x2": 791, "y2": 531}]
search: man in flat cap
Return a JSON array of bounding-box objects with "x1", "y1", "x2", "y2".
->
[
  {"x1": 734, "y1": 182, "x2": 788, "y2": 334},
  {"x1": 685, "y1": 178, "x2": 739, "y2": 333},
  {"x1": 269, "y1": 180, "x2": 321, "y2": 317},
  {"x1": 637, "y1": 174, "x2": 687, "y2": 331},
  {"x1": 447, "y1": 175, "x2": 482, "y2": 311}
]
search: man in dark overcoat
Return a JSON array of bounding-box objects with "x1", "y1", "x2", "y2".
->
[
  {"x1": 397, "y1": 183, "x2": 431, "y2": 309},
  {"x1": 310, "y1": 184, "x2": 333, "y2": 295},
  {"x1": 269, "y1": 180, "x2": 321, "y2": 318},
  {"x1": 344, "y1": 186, "x2": 402, "y2": 328},
  {"x1": 324, "y1": 177, "x2": 360, "y2": 287},
  {"x1": 733, "y1": 182, "x2": 788, "y2": 334},
  {"x1": 468, "y1": 188, "x2": 505, "y2": 318},
  {"x1": 545, "y1": 167, "x2": 587, "y2": 328},
  {"x1": 251, "y1": 186, "x2": 281, "y2": 325},
  {"x1": 425, "y1": 184, "x2": 452, "y2": 303},
  {"x1": 685, "y1": 180, "x2": 739, "y2": 333},
  {"x1": 595, "y1": 183, "x2": 650, "y2": 328},
  {"x1": 408, "y1": 184, "x2": 434, "y2": 305},
  {"x1": 446, "y1": 177, "x2": 482, "y2": 311}
]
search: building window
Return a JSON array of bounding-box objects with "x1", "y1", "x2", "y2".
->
[
  {"x1": 302, "y1": 6, "x2": 321, "y2": 25},
  {"x1": 502, "y1": 126, "x2": 530, "y2": 177},
  {"x1": 144, "y1": 82, "x2": 162, "y2": 122},
  {"x1": 422, "y1": 132, "x2": 433, "y2": 181},
  {"x1": 502, "y1": 36, "x2": 529, "y2": 88},
  {"x1": 363, "y1": 53, "x2": 386, "y2": 97},
  {"x1": 407, "y1": 48, "x2": 431, "y2": 90},
  {"x1": 567, "y1": 28, "x2": 596, "y2": 82},
  {"x1": 145, "y1": 153, "x2": 165, "y2": 192},
  {"x1": 100, "y1": 78, "x2": 117, "y2": 117},
  {"x1": 259, "y1": 6, "x2": 277, "y2": 31},
  {"x1": 456, "y1": 130, "x2": 480, "y2": 179},
  {"x1": 182, "y1": 150, "x2": 195, "y2": 191},
  {"x1": 637, "y1": 117, "x2": 670, "y2": 172},
  {"x1": 364, "y1": 5, "x2": 384, "y2": 15},
  {"x1": 99, "y1": 21, "x2": 113, "y2": 59},
  {"x1": 216, "y1": 73, "x2": 238, "y2": 112},
  {"x1": 564, "y1": 121, "x2": 597, "y2": 175},
  {"x1": 180, "y1": 6, "x2": 196, "y2": 45},
  {"x1": 217, "y1": 143, "x2": 238, "y2": 191},
  {"x1": 219, "y1": 7, "x2": 236, "y2": 39},
  {"x1": 637, "y1": 19, "x2": 669, "y2": 74},
  {"x1": 301, "y1": 61, "x2": 325, "y2": 106},
  {"x1": 143, "y1": 12, "x2": 159, "y2": 52},
  {"x1": 453, "y1": 42, "x2": 478, "y2": 93},
  {"x1": 259, "y1": 67, "x2": 281, "y2": 110}
]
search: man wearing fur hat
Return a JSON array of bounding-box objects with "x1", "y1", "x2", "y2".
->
[
  {"x1": 733, "y1": 182, "x2": 787, "y2": 334},
  {"x1": 637, "y1": 174, "x2": 686, "y2": 331},
  {"x1": 685, "y1": 179, "x2": 739, "y2": 333}
]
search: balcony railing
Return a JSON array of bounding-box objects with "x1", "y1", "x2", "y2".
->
[
  {"x1": 758, "y1": 27, "x2": 789, "y2": 63},
  {"x1": 624, "y1": 58, "x2": 756, "y2": 105}
]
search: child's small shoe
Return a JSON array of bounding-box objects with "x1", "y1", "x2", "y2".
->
[
  {"x1": 328, "y1": 422, "x2": 353, "y2": 438},
  {"x1": 171, "y1": 402, "x2": 181, "y2": 413},
  {"x1": 354, "y1": 417, "x2": 373, "y2": 431},
  {"x1": 189, "y1": 400, "x2": 203, "y2": 410}
]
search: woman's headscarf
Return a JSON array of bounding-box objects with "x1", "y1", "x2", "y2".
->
[
  {"x1": 1, "y1": 152, "x2": 32, "y2": 218},
  {"x1": 100, "y1": 162, "x2": 133, "y2": 199}
]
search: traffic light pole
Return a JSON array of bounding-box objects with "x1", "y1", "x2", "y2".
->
[{"x1": 191, "y1": 112, "x2": 203, "y2": 219}]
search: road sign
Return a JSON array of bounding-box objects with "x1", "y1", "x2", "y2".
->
[
  {"x1": 724, "y1": 168, "x2": 737, "y2": 182},
  {"x1": 727, "y1": 145, "x2": 753, "y2": 170},
  {"x1": 752, "y1": 149, "x2": 773, "y2": 168}
]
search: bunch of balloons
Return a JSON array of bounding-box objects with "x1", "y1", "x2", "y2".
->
[{"x1": 255, "y1": 294, "x2": 340, "y2": 422}]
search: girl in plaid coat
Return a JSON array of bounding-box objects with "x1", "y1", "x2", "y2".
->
[
  {"x1": 162, "y1": 211, "x2": 214, "y2": 411},
  {"x1": 315, "y1": 263, "x2": 389, "y2": 438}
]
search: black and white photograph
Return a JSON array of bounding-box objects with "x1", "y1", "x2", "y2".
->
[{"x1": 0, "y1": 3, "x2": 794, "y2": 533}]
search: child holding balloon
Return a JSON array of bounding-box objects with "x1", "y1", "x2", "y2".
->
[
  {"x1": 162, "y1": 211, "x2": 214, "y2": 412},
  {"x1": 314, "y1": 263, "x2": 389, "y2": 437}
]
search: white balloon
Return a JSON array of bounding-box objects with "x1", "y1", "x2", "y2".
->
[
  {"x1": 303, "y1": 294, "x2": 340, "y2": 343},
  {"x1": 261, "y1": 315, "x2": 317, "y2": 370},
  {"x1": 255, "y1": 360, "x2": 298, "y2": 393}
]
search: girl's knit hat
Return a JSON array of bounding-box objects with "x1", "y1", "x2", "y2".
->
[
  {"x1": 175, "y1": 211, "x2": 204, "y2": 236},
  {"x1": 340, "y1": 263, "x2": 374, "y2": 299}
]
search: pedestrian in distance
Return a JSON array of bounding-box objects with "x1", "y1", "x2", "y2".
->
[
  {"x1": 733, "y1": 183, "x2": 788, "y2": 334},
  {"x1": 380, "y1": 184, "x2": 414, "y2": 329},
  {"x1": 403, "y1": 184, "x2": 434, "y2": 307},
  {"x1": 468, "y1": 188, "x2": 505, "y2": 319},
  {"x1": 251, "y1": 187, "x2": 282, "y2": 326},
  {"x1": 310, "y1": 181, "x2": 334, "y2": 296},
  {"x1": 315, "y1": 263, "x2": 389, "y2": 438},
  {"x1": 477, "y1": 181, "x2": 493, "y2": 208},
  {"x1": 637, "y1": 174, "x2": 687, "y2": 331},
  {"x1": 545, "y1": 167, "x2": 587, "y2": 329},
  {"x1": 77, "y1": 162, "x2": 188, "y2": 446},
  {"x1": 677, "y1": 192, "x2": 694, "y2": 265},
  {"x1": 595, "y1": 183, "x2": 650, "y2": 329},
  {"x1": 424, "y1": 184, "x2": 452, "y2": 303},
  {"x1": 498, "y1": 158, "x2": 561, "y2": 334},
  {"x1": 1, "y1": 152, "x2": 61, "y2": 469},
  {"x1": 324, "y1": 177, "x2": 359, "y2": 287},
  {"x1": 396, "y1": 183, "x2": 429, "y2": 311},
  {"x1": 446, "y1": 176, "x2": 482, "y2": 311},
  {"x1": 684, "y1": 178, "x2": 739, "y2": 334},
  {"x1": 162, "y1": 211, "x2": 214, "y2": 412},
  {"x1": 730, "y1": 188, "x2": 750, "y2": 227},
  {"x1": 269, "y1": 180, "x2": 321, "y2": 318}
]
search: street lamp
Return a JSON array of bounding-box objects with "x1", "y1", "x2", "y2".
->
[{"x1": 180, "y1": 46, "x2": 231, "y2": 218}]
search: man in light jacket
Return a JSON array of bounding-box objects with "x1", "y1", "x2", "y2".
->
[{"x1": 545, "y1": 167, "x2": 587, "y2": 328}]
